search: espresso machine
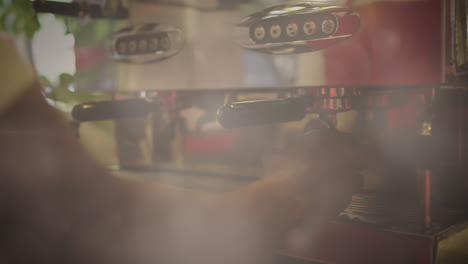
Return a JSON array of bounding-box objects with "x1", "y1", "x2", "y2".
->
[{"x1": 34, "y1": 0, "x2": 468, "y2": 263}]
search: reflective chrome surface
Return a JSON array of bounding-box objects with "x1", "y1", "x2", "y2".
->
[
  {"x1": 110, "y1": 23, "x2": 184, "y2": 63},
  {"x1": 74, "y1": 0, "x2": 442, "y2": 92},
  {"x1": 235, "y1": 1, "x2": 360, "y2": 54}
]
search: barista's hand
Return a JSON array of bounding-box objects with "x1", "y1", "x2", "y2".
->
[
  {"x1": 254, "y1": 120, "x2": 363, "y2": 250},
  {"x1": 254, "y1": 119, "x2": 362, "y2": 230}
]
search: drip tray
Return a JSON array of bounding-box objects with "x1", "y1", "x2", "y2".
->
[{"x1": 339, "y1": 192, "x2": 468, "y2": 235}]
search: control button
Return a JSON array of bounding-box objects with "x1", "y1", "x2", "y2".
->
[
  {"x1": 270, "y1": 24, "x2": 282, "y2": 39},
  {"x1": 128, "y1": 40, "x2": 137, "y2": 53},
  {"x1": 160, "y1": 36, "x2": 171, "y2": 51},
  {"x1": 286, "y1": 22, "x2": 298, "y2": 37},
  {"x1": 117, "y1": 41, "x2": 127, "y2": 54},
  {"x1": 149, "y1": 37, "x2": 159, "y2": 51},
  {"x1": 254, "y1": 24, "x2": 266, "y2": 41},
  {"x1": 138, "y1": 39, "x2": 148, "y2": 53},
  {"x1": 321, "y1": 17, "x2": 336, "y2": 35},
  {"x1": 303, "y1": 19, "x2": 316, "y2": 36}
]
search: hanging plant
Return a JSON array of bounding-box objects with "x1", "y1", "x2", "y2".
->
[{"x1": 0, "y1": 0, "x2": 41, "y2": 38}]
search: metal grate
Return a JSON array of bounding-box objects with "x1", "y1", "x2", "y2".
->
[{"x1": 339, "y1": 192, "x2": 468, "y2": 234}]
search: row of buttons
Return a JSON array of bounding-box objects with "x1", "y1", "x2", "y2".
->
[
  {"x1": 115, "y1": 33, "x2": 171, "y2": 55},
  {"x1": 250, "y1": 13, "x2": 337, "y2": 44}
]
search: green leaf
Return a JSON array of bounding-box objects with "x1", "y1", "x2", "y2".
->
[
  {"x1": 24, "y1": 19, "x2": 39, "y2": 38},
  {"x1": 0, "y1": 5, "x2": 13, "y2": 32},
  {"x1": 0, "y1": 0, "x2": 40, "y2": 38}
]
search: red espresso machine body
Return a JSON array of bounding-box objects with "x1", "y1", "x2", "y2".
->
[
  {"x1": 67, "y1": 0, "x2": 468, "y2": 263},
  {"x1": 276, "y1": 2, "x2": 468, "y2": 264}
]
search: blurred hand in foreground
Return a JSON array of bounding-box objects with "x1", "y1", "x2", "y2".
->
[{"x1": 257, "y1": 120, "x2": 363, "y2": 250}]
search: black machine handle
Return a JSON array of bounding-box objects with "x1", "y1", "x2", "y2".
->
[
  {"x1": 33, "y1": 0, "x2": 128, "y2": 19},
  {"x1": 217, "y1": 98, "x2": 310, "y2": 128},
  {"x1": 72, "y1": 99, "x2": 158, "y2": 122}
]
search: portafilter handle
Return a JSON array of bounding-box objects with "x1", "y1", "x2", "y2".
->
[
  {"x1": 72, "y1": 98, "x2": 159, "y2": 122},
  {"x1": 217, "y1": 98, "x2": 311, "y2": 129}
]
